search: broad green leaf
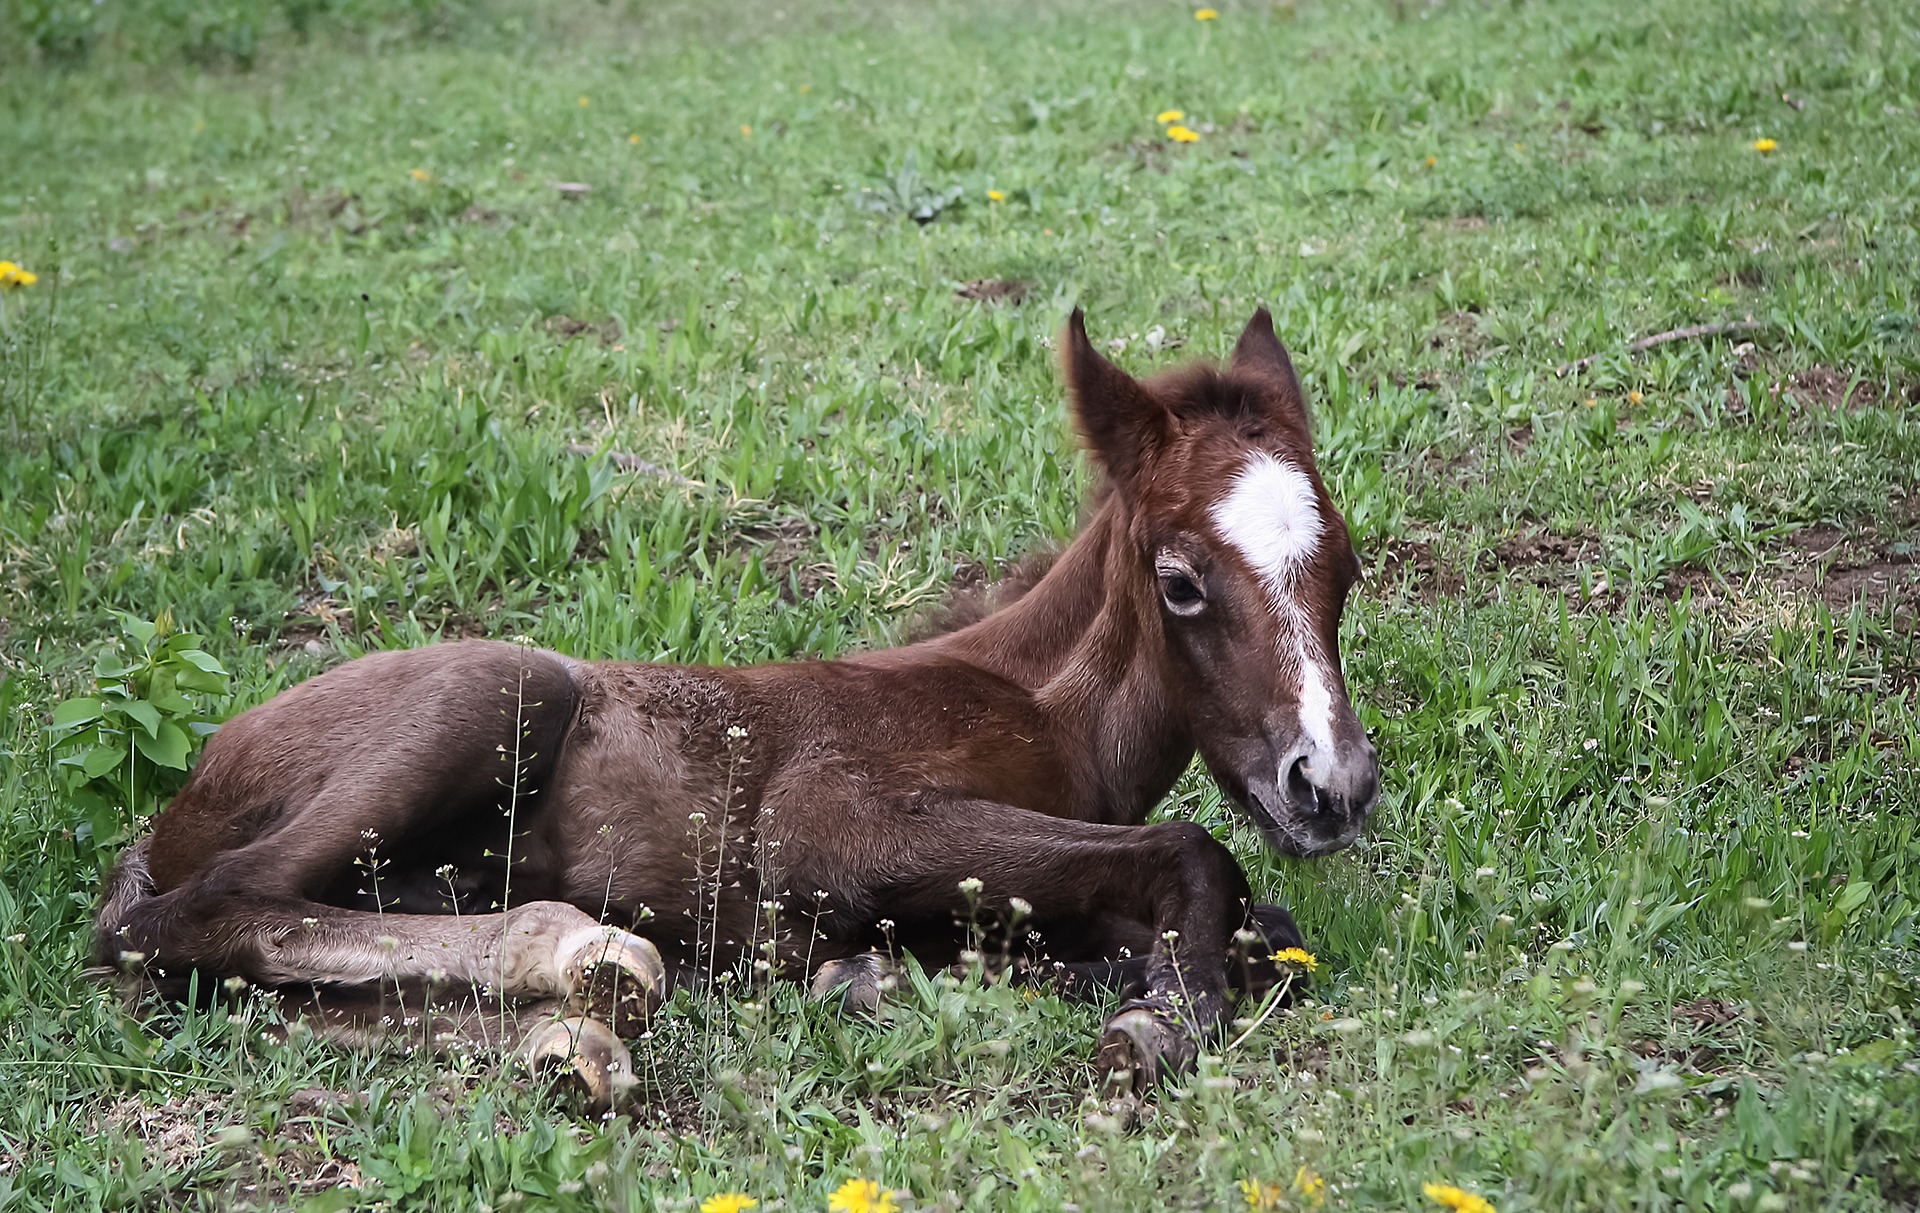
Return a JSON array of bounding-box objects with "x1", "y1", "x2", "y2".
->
[
  {"x1": 82, "y1": 745, "x2": 126, "y2": 780},
  {"x1": 51, "y1": 698, "x2": 105, "y2": 729},
  {"x1": 92, "y1": 654, "x2": 136, "y2": 680},
  {"x1": 174, "y1": 649, "x2": 229, "y2": 675},
  {"x1": 172, "y1": 666, "x2": 228, "y2": 694},
  {"x1": 121, "y1": 699, "x2": 162, "y2": 737},
  {"x1": 113, "y1": 612, "x2": 158, "y2": 648},
  {"x1": 87, "y1": 800, "x2": 128, "y2": 848},
  {"x1": 134, "y1": 721, "x2": 191, "y2": 770}
]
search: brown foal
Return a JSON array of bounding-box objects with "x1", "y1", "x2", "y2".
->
[{"x1": 95, "y1": 308, "x2": 1379, "y2": 1105}]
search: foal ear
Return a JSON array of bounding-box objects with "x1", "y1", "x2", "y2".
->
[
  {"x1": 1231, "y1": 307, "x2": 1307, "y2": 418},
  {"x1": 1062, "y1": 308, "x2": 1168, "y2": 492}
]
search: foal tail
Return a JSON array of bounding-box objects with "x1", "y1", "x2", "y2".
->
[{"x1": 92, "y1": 835, "x2": 158, "y2": 976}]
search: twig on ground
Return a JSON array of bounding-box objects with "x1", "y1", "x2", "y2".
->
[
  {"x1": 563, "y1": 443, "x2": 697, "y2": 485},
  {"x1": 1555, "y1": 319, "x2": 1769, "y2": 377}
]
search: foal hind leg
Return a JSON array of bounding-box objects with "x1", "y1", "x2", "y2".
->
[{"x1": 109, "y1": 893, "x2": 665, "y2": 1034}]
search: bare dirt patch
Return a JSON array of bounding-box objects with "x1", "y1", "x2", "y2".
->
[
  {"x1": 1427, "y1": 309, "x2": 1488, "y2": 359},
  {"x1": 742, "y1": 515, "x2": 825, "y2": 600},
  {"x1": 1486, "y1": 528, "x2": 1602, "y2": 587},
  {"x1": 1374, "y1": 537, "x2": 1465, "y2": 602},
  {"x1": 1775, "y1": 523, "x2": 1919, "y2": 620},
  {"x1": 545, "y1": 314, "x2": 622, "y2": 346},
  {"x1": 1788, "y1": 366, "x2": 1889, "y2": 412},
  {"x1": 956, "y1": 278, "x2": 1032, "y2": 305},
  {"x1": 1675, "y1": 997, "x2": 1748, "y2": 1029}
]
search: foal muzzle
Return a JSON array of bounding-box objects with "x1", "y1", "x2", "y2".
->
[{"x1": 1236, "y1": 733, "x2": 1379, "y2": 858}]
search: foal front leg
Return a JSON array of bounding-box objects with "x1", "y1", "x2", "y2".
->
[{"x1": 803, "y1": 800, "x2": 1254, "y2": 1091}]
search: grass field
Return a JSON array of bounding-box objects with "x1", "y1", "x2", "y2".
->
[{"x1": 4, "y1": 0, "x2": 1920, "y2": 1207}]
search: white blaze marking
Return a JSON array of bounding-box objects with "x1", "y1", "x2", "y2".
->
[
  {"x1": 1210, "y1": 452, "x2": 1339, "y2": 757},
  {"x1": 1210, "y1": 452, "x2": 1322, "y2": 591}
]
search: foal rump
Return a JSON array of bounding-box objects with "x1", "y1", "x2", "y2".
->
[{"x1": 94, "y1": 642, "x2": 588, "y2": 993}]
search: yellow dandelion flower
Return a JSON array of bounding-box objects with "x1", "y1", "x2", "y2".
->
[
  {"x1": 1270, "y1": 947, "x2": 1319, "y2": 971},
  {"x1": 1424, "y1": 1182, "x2": 1497, "y2": 1213},
  {"x1": 1156, "y1": 109, "x2": 1186, "y2": 124},
  {"x1": 829, "y1": 1179, "x2": 898, "y2": 1213},
  {"x1": 740, "y1": 124, "x2": 753, "y2": 138},
  {"x1": 1752, "y1": 137, "x2": 1777, "y2": 153},
  {"x1": 1240, "y1": 1179, "x2": 1283, "y2": 1209},
  {"x1": 1166, "y1": 124, "x2": 1201, "y2": 143},
  {"x1": 578, "y1": 96, "x2": 590, "y2": 107},
  {"x1": 410, "y1": 168, "x2": 433, "y2": 182},
  {"x1": 700, "y1": 1195, "x2": 756, "y2": 1213},
  {"x1": 1294, "y1": 1166, "x2": 1327, "y2": 1206},
  {"x1": 799, "y1": 83, "x2": 813, "y2": 93},
  {"x1": 1425, "y1": 155, "x2": 1438, "y2": 167},
  {"x1": 629, "y1": 133, "x2": 641, "y2": 145},
  {"x1": 1628, "y1": 390, "x2": 1643, "y2": 404},
  {"x1": 0, "y1": 261, "x2": 38, "y2": 289},
  {"x1": 987, "y1": 189, "x2": 1006, "y2": 202},
  {"x1": 1195, "y1": 7, "x2": 1220, "y2": 19}
]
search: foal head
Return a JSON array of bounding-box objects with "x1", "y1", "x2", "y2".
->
[{"x1": 1065, "y1": 308, "x2": 1379, "y2": 857}]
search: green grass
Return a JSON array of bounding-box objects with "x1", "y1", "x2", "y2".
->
[{"x1": 3, "y1": 0, "x2": 1919, "y2": 1208}]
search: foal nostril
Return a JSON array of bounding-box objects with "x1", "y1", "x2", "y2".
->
[{"x1": 1284, "y1": 755, "x2": 1318, "y2": 813}]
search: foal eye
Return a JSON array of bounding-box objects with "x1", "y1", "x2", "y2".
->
[{"x1": 1160, "y1": 573, "x2": 1205, "y2": 613}]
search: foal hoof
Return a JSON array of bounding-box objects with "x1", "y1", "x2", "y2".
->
[
  {"x1": 810, "y1": 952, "x2": 894, "y2": 1017},
  {"x1": 556, "y1": 926, "x2": 665, "y2": 1038},
  {"x1": 521, "y1": 1015, "x2": 637, "y2": 1113},
  {"x1": 1097, "y1": 1005, "x2": 1199, "y2": 1094},
  {"x1": 1248, "y1": 902, "x2": 1306, "y2": 953}
]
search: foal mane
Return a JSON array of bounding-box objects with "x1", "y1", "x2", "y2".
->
[{"x1": 909, "y1": 545, "x2": 1065, "y2": 640}]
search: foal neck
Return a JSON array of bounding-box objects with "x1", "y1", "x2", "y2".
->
[{"x1": 935, "y1": 493, "x2": 1194, "y2": 821}]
